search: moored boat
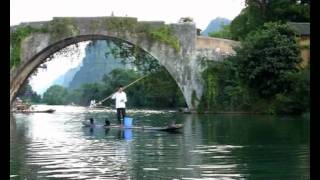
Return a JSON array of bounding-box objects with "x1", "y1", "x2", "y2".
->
[{"x1": 13, "y1": 109, "x2": 56, "y2": 113}]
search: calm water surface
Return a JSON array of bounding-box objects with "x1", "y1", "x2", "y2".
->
[{"x1": 10, "y1": 105, "x2": 309, "y2": 179}]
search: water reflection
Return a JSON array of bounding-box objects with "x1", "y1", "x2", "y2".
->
[
  {"x1": 10, "y1": 105, "x2": 309, "y2": 179},
  {"x1": 83, "y1": 126, "x2": 133, "y2": 141}
]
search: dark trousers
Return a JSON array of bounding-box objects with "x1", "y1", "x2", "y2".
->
[{"x1": 116, "y1": 108, "x2": 126, "y2": 124}]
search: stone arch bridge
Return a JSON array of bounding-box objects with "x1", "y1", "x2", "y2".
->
[{"x1": 10, "y1": 16, "x2": 239, "y2": 110}]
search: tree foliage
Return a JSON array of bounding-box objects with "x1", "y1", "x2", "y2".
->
[
  {"x1": 198, "y1": 59, "x2": 252, "y2": 112},
  {"x1": 198, "y1": 1, "x2": 309, "y2": 114},
  {"x1": 235, "y1": 22, "x2": 302, "y2": 97},
  {"x1": 273, "y1": 65, "x2": 309, "y2": 114},
  {"x1": 199, "y1": 22, "x2": 308, "y2": 114},
  {"x1": 10, "y1": 26, "x2": 47, "y2": 69},
  {"x1": 230, "y1": 0, "x2": 310, "y2": 40},
  {"x1": 42, "y1": 85, "x2": 69, "y2": 105},
  {"x1": 16, "y1": 80, "x2": 41, "y2": 103},
  {"x1": 209, "y1": 24, "x2": 232, "y2": 39},
  {"x1": 101, "y1": 68, "x2": 186, "y2": 108},
  {"x1": 69, "y1": 83, "x2": 105, "y2": 106},
  {"x1": 105, "y1": 39, "x2": 161, "y2": 73},
  {"x1": 64, "y1": 68, "x2": 186, "y2": 108}
]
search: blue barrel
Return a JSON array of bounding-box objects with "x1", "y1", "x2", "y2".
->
[
  {"x1": 124, "y1": 129, "x2": 132, "y2": 140},
  {"x1": 124, "y1": 117, "x2": 133, "y2": 128}
]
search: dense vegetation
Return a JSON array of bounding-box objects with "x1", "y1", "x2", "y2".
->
[
  {"x1": 10, "y1": 26, "x2": 47, "y2": 69},
  {"x1": 16, "y1": 80, "x2": 41, "y2": 104},
  {"x1": 199, "y1": 22, "x2": 309, "y2": 114},
  {"x1": 16, "y1": 1, "x2": 309, "y2": 115},
  {"x1": 230, "y1": 0, "x2": 309, "y2": 40},
  {"x1": 200, "y1": 0, "x2": 310, "y2": 115},
  {"x1": 236, "y1": 22, "x2": 302, "y2": 97},
  {"x1": 208, "y1": 24, "x2": 232, "y2": 39},
  {"x1": 208, "y1": 0, "x2": 309, "y2": 40},
  {"x1": 41, "y1": 68, "x2": 186, "y2": 108},
  {"x1": 42, "y1": 85, "x2": 69, "y2": 105}
]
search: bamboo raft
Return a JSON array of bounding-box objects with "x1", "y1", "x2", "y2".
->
[{"x1": 82, "y1": 122, "x2": 183, "y2": 132}]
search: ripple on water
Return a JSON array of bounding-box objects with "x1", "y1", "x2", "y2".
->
[
  {"x1": 11, "y1": 106, "x2": 310, "y2": 179},
  {"x1": 143, "y1": 168, "x2": 159, "y2": 171}
]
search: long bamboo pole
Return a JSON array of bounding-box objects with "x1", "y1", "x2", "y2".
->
[
  {"x1": 94, "y1": 73, "x2": 150, "y2": 105},
  {"x1": 64, "y1": 74, "x2": 150, "y2": 124}
]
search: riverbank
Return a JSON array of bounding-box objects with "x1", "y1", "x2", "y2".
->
[
  {"x1": 180, "y1": 108, "x2": 310, "y2": 116},
  {"x1": 12, "y1": 104, "x2": 309, "y2": 116}
]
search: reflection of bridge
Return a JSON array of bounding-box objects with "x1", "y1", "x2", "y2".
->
[{"x1": 10, "y1": 16, "x2": 239, "y2": 109}]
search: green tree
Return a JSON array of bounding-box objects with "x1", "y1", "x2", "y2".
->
[
  {"x1": 65, "y1": 67, "x2": 187, "y2": 108},
  {"x1": 274, "y1": 65, "x2": 309, "y2": 114},
  {"x1": 16, "y1": 80, "x2": 42, "y2": 103},
  {"x1": 42, "y1": 85, "x2": 69, "y2": 105},
  {"x1": 199, "y1": 59, "x2": 252, "y2": 112},
  {"x1": 102, "y1": 68, "x2": 140, "y2": 89},
  {"x1": 209, "y1": 24, "x2": 232, "y2": 39},
  {"x1": 264, "y1": 0, "x2": 310, "y2": 22},
  {"x1": 66, "y1": 83, "x2": 106, "y2": 106},
  {"x1": 136, "y1": 67, "x2": 186, "y2": 108},
  {"x1": 230, "y1": 8, "x2": 265, "y2": 40},
  {"x1": 79, "y1": 83, "x2": 105, "y2": 106},
  {"x1": 66, "y1": 88, "x2": 82, "y2": 105},
  {"x1": 235, "y1": 22, "x2": 302, "y2": 97},
  {"x1": 230, "y1": 0, "x2": 310, "y2": 40},
  {"x1": 101, "y1": 68, "x2": 186, "y2": 108}
]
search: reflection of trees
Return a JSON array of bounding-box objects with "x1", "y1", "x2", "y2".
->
[
  {"x1": 129, "y1": 132, "x2": 188, "y2": 179},
  {"x1": 198, "y1": 115, "x2": 309, "y2": 179},
  {"x1": 128, "y1": 114, "x2": 205, "y2": 179},
  {"x1": 200, "y1": 115, "x2": 309, "y2": 145},
  {"x1": 11, "y1": 110, "x2": 309, "y2": 179},
  {"x1": 10, "y1": 114, "x2": 39, "y2": 179},
  {"x1": 10, "y1": 114, "x2": 24, "y2": 176}
]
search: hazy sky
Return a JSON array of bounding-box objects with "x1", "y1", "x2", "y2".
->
[
  {"x1": 10, "y1": 0, "x2": 245, "y2": 30},
  {"x1": 28, "y1": 42, "x2": 89, "y2": 95},
  {"x1": 11, "y1": 0, "x2": 245, "y2": 94}
]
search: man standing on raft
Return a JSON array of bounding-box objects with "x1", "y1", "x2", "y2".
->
[{"x1": 111, "y1": 85, "x2": 127, "y2": 126}]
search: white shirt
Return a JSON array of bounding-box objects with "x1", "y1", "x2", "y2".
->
[
  {"x1": 111, "y1": 91, "x2": 127, "y2": 108},
  {"x1": 89, "y1": 100, "x2": 96, "y2": 108}
]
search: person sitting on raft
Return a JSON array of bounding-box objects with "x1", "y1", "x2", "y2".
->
[
  {"x1": 168, "y1": 121, "x2": 178, "y2": 128},
  {"x1": 104, "y1": 119, "x2": 111, "y2": 127},
  {"x1": 86, "y1": 118, "x2": 95, "y2": 127},
  {"x1": 162, "y1": 121, "x2": 183, "y2": 131}
]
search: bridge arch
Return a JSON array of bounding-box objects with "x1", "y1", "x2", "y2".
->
[
  {"x1": 10, "y1": 17, "x2": 239, "y2": 110},
  {"x1": 10, "y1": 34, "x2": 189, "y2": 108}
]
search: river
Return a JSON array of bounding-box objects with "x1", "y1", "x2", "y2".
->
[{"x1": 10, "y1": 105, "x2": 309, "y2": 179}]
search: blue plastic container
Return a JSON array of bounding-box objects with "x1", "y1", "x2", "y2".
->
[
  {"x1": 124, "y1": 117, "x2": 133, "y2": 128},
  {"x1": 124, "y1": 129, "x2": 132, "y2": 140}
]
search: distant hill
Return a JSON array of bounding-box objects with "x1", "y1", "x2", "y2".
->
[
  {"x1": 68, "y1": 40, "x2": 132, "y2": 90},
  {"x1": 50, "y1": 40, "x2": 134, "y2": 91},
  {"x1": 53, "y1": 66, "x2": 81, "y2": 87},
  {"x1": 201, "y1": 17, "x2": 231, "y2": 37}
]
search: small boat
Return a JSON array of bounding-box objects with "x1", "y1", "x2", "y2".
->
[
  {"x1": 89, "y1": 105, "x2": 109, "y2": 109},
  {"x1": 13, "y1": 109, "x2": 56, "y2": 113},
  {"x1": 151, "y1": 124, "x2": 184, "y2": 132},
  {"x1": 82, "y1": 122, "x2": 183, "y2": 132}
]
